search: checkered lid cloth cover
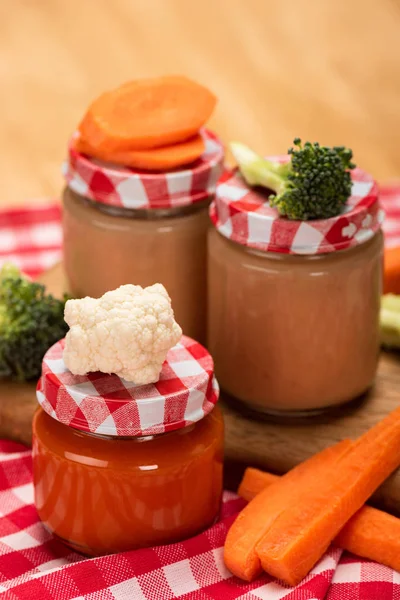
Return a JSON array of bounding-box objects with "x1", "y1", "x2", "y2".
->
[
  {"x1": 63, "y1": 129, "x2": 224, "y2": 210},
  {"x1": 36, "y1": 335, "x2": 219, "y2": 437},
  {"x1": 210, "y1": 160, "x2": 383, "y2": 255}
]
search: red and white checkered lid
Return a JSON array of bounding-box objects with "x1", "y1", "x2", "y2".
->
[
  {"x1": 36, "y1": 335, "x2": 219, "y2": 437},
  {"x1": 211, "y1": 159, "x2": 383, "y2": 255},
  {"x1": 63, "y1": 129, "x2": 224, "y2": 210}
]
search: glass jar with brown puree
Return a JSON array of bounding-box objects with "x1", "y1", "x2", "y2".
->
[
  {"x1": 208, "y1": 167, "x2": 384, "y2": 414},
  {"x1": 62, "y1": 130, "x2": 224, "y2": 344}
]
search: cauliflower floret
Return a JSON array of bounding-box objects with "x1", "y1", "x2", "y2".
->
[{"x1": 63, "y1": 283, "x2": 182, "y2": 384}]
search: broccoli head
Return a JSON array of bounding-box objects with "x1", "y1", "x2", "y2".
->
[
  {"x1": 0, "y1": 264, "x2": 69, "y2": 382},
  {"x1": 230, "y1": 138, "x2": 356, "y2": 220}
]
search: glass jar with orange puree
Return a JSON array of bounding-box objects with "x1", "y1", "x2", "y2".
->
[
  {"x1": 62, "y1": 130, "x2": 224, "y2": 344},
  {"x1": 208, "y1": 166, "x2": 384, "y2": 415},
  {"x1": 32, "y1": 336, "x2": 223, "y2": 557}
]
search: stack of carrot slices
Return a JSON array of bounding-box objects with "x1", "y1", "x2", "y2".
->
[
  {"x1": 74, "y1": 76, "x2": 217, "y2": 171},
  {"x1": 224, "y1": 406, "x2": 400, "y2": 586}
]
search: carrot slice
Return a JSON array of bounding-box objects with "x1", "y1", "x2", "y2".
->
[
  {"x1": 255, "y1": 407, "x2": 400, "y2": 586},
  {"x1": 238, "y1": 467, "x2": 400, "y2": 573},
  {"x1": 79, "y1": 76, "x2": 216, "y2": 152},
  {"x1": 384, "y1": 247, "x2": 400, "y2": 294},
  {"x1": 223, "y1": 440, "x2": 353, "y2": 582},
  {"x1": 74, "y1": 133, "x2": 205, "y2": 171}
]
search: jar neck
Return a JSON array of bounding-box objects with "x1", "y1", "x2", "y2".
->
[
  {"x1": 68, "y1": 421, "x2": 197, "y2": 442},
  {"x1": 214, "y1": 226, "x2": 383, "y2": 261},
  {"x1": 68, "y1": 188, "x2": 210, "y2": 220}
]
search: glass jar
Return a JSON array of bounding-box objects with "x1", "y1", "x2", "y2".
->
[
  {"x1": 62, "y1": 130, "x2": 224, "y2": 344},
  {"x1": 208, "y1": 167, "x2": 384, "y2": 415},
  {"x1": 33, "y1": 336, "x2": 223, "y2": 556}
]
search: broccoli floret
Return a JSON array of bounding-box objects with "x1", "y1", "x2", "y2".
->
[
  {"x1": 0, "y1": 264, "x2": 69, "y2": 381},
  {"x1": 230, "y1": 138, "x2": 356, "y2": 220}
]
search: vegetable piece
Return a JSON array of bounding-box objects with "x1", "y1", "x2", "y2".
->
[
  {"x1": 79, "y1": 76, "x2": 216, "y2": 152},
  {"x1": 255, "y1": 407, "x2": 400, "y2": 586},
  {"x1": 335, "y1": 506, "x2": 400, "y2": 572},
  {"x1": 238, "y1": 467, "x2": 400, "y2": 573},
  {"x1": 380, "y1": 294, "x2": 400, "y2": 349},
  {"x1": 63, "y1": 283, "x2": 182, "y2": 384},
  {"x1": 384, "y1": 247, "x2": 400, "y2": 295},
  {"x1": 230, "y1": 139, "x2": 355, "y2": 220},
  {"x1": 0, "y1": 264, "x2": 69, "y2": 382},
  {"x1": 223, "y1": 440, "x2": 353, "y2": 582},
  {"x1": 74, "y1": 133, "x2": 205, "y2": 171},
  {"x1": 238, "y1": 467, "x2": 280, "y2": 502}
]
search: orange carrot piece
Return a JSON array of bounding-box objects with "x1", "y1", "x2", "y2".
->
[
  {"x1": 255, "y1": 407, "x2": 400, "y2": 586},
  {"x1": 239, "y1": 467, "x2": 400, "y2": 573},
  {"x1": 384, "y1": 247, "x2": 400, "y2": 294},
  {"x1": 79, "y1": 76, "x2": 216, "y2": 152},
  {"x1": 237, "y1": 468, "x2": 279, "y2": 502},
  {"x1": 335, "y1": 506, "x2": 400, "y2": 572},
  {"x1": 74, "y1": 133, "x2": 205, "y2": 171},
  {"x1": 223, "y1": 440, "x2": 353, "y2": 582}
]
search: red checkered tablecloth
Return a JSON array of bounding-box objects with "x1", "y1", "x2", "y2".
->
[{"x1": 0, "y1": 187, "x2": 400, "y2": 599}]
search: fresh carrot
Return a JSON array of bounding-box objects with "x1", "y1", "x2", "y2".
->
[
  {"x1": 223, "y1": 440, "x2": 353, "y2": 582},
  {"x1": 79, "y1": 76, "x2": 216, "y2": 152},
  {"x1": 336, "y1": 506, "x2": 400, "y2": 572},
  {"x1": 255, "y1": 407, "x2": 400, "y2": 586},
  {"x1": 74, "y1": 133, "x2": 205, "y2": 171},
  {"x1": 238, "y1": 468, "x2": 279, "y2": 502},
  {"x1": 384, "y1": 247, "x2": 400, "y2": 295},
  {"x1": 238, "y1": 467, "x2": 400, "y2": 573}
]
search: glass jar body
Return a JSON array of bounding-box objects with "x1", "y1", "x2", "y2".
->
[
  {"x1": 62, "y1": 188, "x2": 211, "y2": 343},
  {"x1": 32, "y1": 406, "x2": 224, "y2": 556},
  {"x1": 207, "y1": 228, "x2": 383, "y2": 414}
]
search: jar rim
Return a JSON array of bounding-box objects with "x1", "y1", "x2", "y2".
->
[
  {"x1": 62, "y1": 129, "x2": 224, "y2": 210},
  {"x1": 37, "y1": 336, "x2": 219, "y2": 438},
  {"x1": 211, "y1": 163, "x2": 383, "y2": 256}
]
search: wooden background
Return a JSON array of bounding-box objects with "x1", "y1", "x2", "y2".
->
[{"x1": 0, "y1": 0, "x2": 399, "y2": 208}]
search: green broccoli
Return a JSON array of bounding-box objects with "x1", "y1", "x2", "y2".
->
[
  {"x1": 230, "y1": 138, "x2": 356, "y2": 220},
  {"x1": 0, "y1": 263, "x2": 69, "y2": 381},
  {"x1": 380, "y1": 294, "x2": 400, "y2": 349}
]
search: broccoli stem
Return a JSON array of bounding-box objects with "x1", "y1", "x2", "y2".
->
[
  {"x1": 380, "y1": 295, "x2": 400, "y2": 349},
  {"x1": 230, "y1": 142, "x2": 287, "y2": 193}
]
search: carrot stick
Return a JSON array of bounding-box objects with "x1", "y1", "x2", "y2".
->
[
  {"x1": 79, "y1": 76, "x2": 216, "y2": 152},
  {"x1": 255, "y1": 407, "x2": 400, "y2": 586},
  {"x1": 223, "y1": 440, "x2": 353, "y2": 582},
  {"x1": 238, "y1": 468, "x2": 279, "y2": 502},
  {"x1": 335, "y1": 506, "x2": 400, "y2": 572},
  {"x1": 238, "y1": 467, "x2": 400, "y2": 573},
  {"x1": 384, "y1": 247, "x2": 400, "y2": 295},
  {"x1": 74, "y1": 133, "x2": 205, "y2": 171}
]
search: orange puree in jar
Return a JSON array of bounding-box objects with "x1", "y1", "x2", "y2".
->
[
  {"x1": 33, "y1": 335, "x2": 223, "y2": 556},
  {"x1": 32, "y1": 407, "x2": 223, "y2": 556}
]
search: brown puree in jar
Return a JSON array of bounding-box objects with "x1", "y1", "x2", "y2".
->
[
  {"x1": 63, "y1": 189, "x2": 210, "y2": 344},
  {"x1": 208, "y1": 163, "x2": 383, "y2": 414},
  {"x1": 62, "y1": 129, "x2": 224, "y2": 345},
  {"x1": 208, "y1": 225, "x2": 383, "y2": 414}
]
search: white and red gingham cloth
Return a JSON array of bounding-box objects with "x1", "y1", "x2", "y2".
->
[
  {"x1": 211, "y1": 163, "x2": 382, "y2": 255},
  {"x1": 37, "y1": 337, "x2": 218, "y2": 437},
  {"x1": 0, "y1": 187, "x2": 400, "y2": 599},
  {"x1": 64, "y1": 129, "x2": 224, "y2": 210}
]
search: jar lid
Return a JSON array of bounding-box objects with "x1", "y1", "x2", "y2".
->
[
  {"x1": 210, "y1": 159, "x2": 383, "y2": 255},
  {"x1": 36, "y1": 335, "x2": 219, "y2": 437},
  {"x1": 63, "y1": 129, "x2": 224, "y2": 210}
]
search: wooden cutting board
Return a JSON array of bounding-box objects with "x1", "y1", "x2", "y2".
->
[{"x1": 1, "y1": 263, "x2": 400, "y2": 513}]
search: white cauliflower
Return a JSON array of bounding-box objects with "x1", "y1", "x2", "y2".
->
[{"x1": 63, "y1": 283, "x2": 182, "y2": 384}]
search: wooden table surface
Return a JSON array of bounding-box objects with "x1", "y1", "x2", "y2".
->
[{"x1": 0, "y1": 0, "x2": 399, "y2": 208}]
